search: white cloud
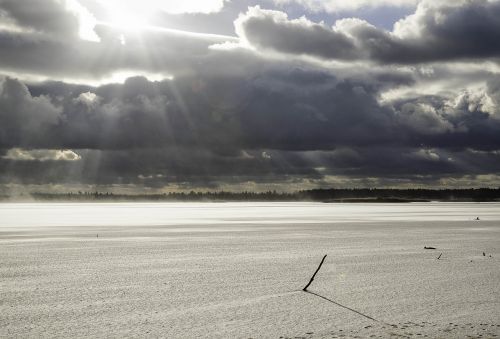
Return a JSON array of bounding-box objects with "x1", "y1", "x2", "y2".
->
[
  {"x1": 156, "y1": 0, "x2": 226, "y2": 14},
  {"x1": 101, "y1": 71, "x2": 173, "y2": 85},
  {"x1": 3, "y1": 148, "x2": 82, "y2": 162},
  {"x1": 273, "y1": 0, "x2": 418, "y2": 12},
  {"x1": 262, "y1": 151, "x2": 272, "y2": 159},
  {"x1": 398, "y1": 102, "x2": 455, "y2": 135},
  {"x1": 410, "y1": 149, "x2": 440, "y2": 161},
  {"x1": 446, "y1": 89, "x2": 497, "y2": 117},
  {"x1": 74, "y1": 91, "x2": 99, "y2": 106},
  {"x1": 66, "y1": 0, "x2": 100, "y2": 41},
  {"x1": 138, "y1": 174, "x2": 165, "y2": 180},
  {"x1": 96, "y1": 0, "x2": 226, "y2": 15}
]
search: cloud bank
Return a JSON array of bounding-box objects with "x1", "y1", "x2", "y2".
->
[
  {"x1": 237, "y1": 1, "x2": 500, "y2": 63},
  {"x1": 0, "y1": 0, "x2": 499, "y2": 191}
]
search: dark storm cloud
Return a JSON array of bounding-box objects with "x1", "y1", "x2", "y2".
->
[
  {"x1": 236, "y1": 7, "x2": 358, "y2": 60},
  {"x1": 2, "y1": 145, "x2": 500, "y2": 189},
  {"x1": 1, "y1": 71, "x2": 403, "y2": 151},
  {"x1": 0, "y1": 0, "x2": 79, "y2": 36},
  {"x1": 293, "y1": 147, "x2": 494, "y2": 178},
  {"x1": 370, "y1": 0, "x2": 500, "y2": 63},
  {"x1": 0, "y1": 77, "x2": 62, "y2": 148},
  {"x1": 0, "y1": 26, "x2": 234, "y2": 80},
  {"x1": 1, "y1": 63, "x2": 499, "y2": 153},
  {"x1": 237, "y1": 1, "x2": 500, "y2": 63},
  {"x1": 0, "y1": 0, "x2": 236, "y2": 80},
  {"x1": 0, "y1": 0, "x2": 500, "y2": 189},
  {"x1": 0, "y1": 147, "x2": 320, "y2": 187},
  {"x1": 1, "y1": 65, "x2": 500, "y2": 155},
  {"x1": 0, "y1": 0, "x2": 498, "y2": 82},
  {"x1": 0, "y1": 0, "x2": 498, "y2": 84},
  {"x1": 389, "y1": 90, "x2": 500, "y2": 151},
  {"x1": 52, "y1": 72, "x2": 500, "y2": 188}
]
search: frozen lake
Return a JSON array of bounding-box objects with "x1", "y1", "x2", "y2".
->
[
  {"x1": 1, "y1": 202, "x2": 499, "y2": 338},
  {"x1": 2, "y1": 201, "x2": 500, "y2": 228}
]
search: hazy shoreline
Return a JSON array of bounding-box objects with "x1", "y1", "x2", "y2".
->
[{"x1": 2, "y1": 188, "x2": 500, "y2": 203}]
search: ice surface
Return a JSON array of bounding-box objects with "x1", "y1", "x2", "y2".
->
[{"x1": 1, "y1": 202, "x2": 499, "y2": 338}]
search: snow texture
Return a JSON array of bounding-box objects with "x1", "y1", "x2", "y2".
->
[{"x1": 1, "y1": 202, "x2": 499, "y2": 338}]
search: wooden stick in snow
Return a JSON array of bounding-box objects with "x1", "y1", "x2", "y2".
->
[{"x1": 303, "y1": 255, "x2": 327, "y2": 292}]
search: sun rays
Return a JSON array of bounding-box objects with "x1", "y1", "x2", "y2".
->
[{"x1": 95, "y1": 0, "x2": 225, "y2": 32}]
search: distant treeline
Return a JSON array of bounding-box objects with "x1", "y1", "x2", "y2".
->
[
  {"x1": 19, "y1": 188, "x2": 500, "y2": 202},
  {"x1": 301, "y1": 188, "x2": 500, "y2": 202}
]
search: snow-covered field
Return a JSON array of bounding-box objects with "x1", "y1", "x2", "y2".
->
[{"x1": 1, "y1": 202, "x2": 499, "y2": 338}]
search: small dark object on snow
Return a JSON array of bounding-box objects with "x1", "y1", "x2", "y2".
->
[
  {"x1": 437, "y1": 253, "x2": 442, "y2": 260},
  {"x1": 483, "y1": 252, "x2": 486, "y2": 256},
  {"x1": 424, "y1": 246, "x2": 436, "y2": 250},
  {"x1": 476, "y1": 217, "x2": 480, "y2": 220},
  {"x1": 303, "y1": 255, "x2": 327, "y2": 292}
]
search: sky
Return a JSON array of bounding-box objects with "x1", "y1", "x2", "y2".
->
[{"x1": 0, "y1": 0, "x2": 500, "y2": 194}]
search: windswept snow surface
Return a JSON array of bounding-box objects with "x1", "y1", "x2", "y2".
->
[{"x1": 1, "y1": 202, "x2": 499, "y2": 338}]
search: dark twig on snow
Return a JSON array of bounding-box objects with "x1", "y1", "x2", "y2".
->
[
  {"x1": 300, "y1": 255, "x2": 386, "y2": 324},
  {"x1": 302, "y1": 255, "x2": 327, "y2": 292}
]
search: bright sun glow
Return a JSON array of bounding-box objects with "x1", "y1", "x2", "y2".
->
[
  {"x1": 100, "y1": 1, "x2": 153, "y2": 30},
  {"x1": 108, "y1": 10, "x2": 149, "y2": 30},
  {"x1": 98, "y1": 0, "x2": 225, "y2": 31}
]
